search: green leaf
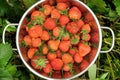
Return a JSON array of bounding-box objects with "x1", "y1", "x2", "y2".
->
[
  {"x1": 0, "y1": 43, "x2": 13, "y2": 68},
  {"x1": 113, "y1": 0, "x2": 120, "y2": 16},
  {"x1": 99, "y1": 72, "x2": 109, "y2": 79},
  {"x1": 0, "y1": 68, "x2": 13, "y2": 80},
  {"x1": 87, "y1": 0, "x2": 108, "y2": 14},
  {"x1": 22, "y1": 0, "x2": 38, "y2": 9},
  {"x1": 6, "y1": 64, "x2": 17, "y2": 76},
  {"x1": 88, "y1": 64, "x2": 96, "y2": 80}
]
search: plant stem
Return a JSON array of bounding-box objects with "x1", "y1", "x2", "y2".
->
[{"x1": 107, "y1": 53, "x2": 115, "y2": 80}]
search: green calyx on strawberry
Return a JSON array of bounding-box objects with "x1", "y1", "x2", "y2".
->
[
  {"x1": 33, "y1": 57, "x2": 48, "y2": 69},
  {"x1": 70, "y1": 35, "x2": 80, "y2": 45}
]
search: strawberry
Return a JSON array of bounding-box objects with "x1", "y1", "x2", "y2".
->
[
  {"x1": 56, "y1": 50, "x2": 62, "y2": 58},
  {"x1": 51, "y1": 9, "x2": 61, "y2": 19},
  {"x1": 27, "y1": 48, "x2": 37, "y2": 59},
  {"x1": 89, "y1": 47, "x2": 98, "y2": 62},
  {"x1": 70, "y1": 35, "x2": 80, "y2": 45},
  {"x1": 31, "y1": 10, "x2": 45, "y2": 20},
  {"x1": 69, "y1": 48, "x2": 76, "y2": 55},
  {"x1": 89, "y1": 21, "x2": 98, "y2": 32},
  {"x1": 51, "y1": 58, "x2": 63, "y2": 70},
  {"x1": 31, "y1": 56, "x2": 48, "y2": 69},
  {"x1": 53, "y1": 27, "x2": 61, "y2": 37},
  {"x1": 90, "y1": 32, "x2": 99, "y2": 43},
  {"x1": 31, "y1": 38, "x2": 41, "y2": 47},
  {"x1": 42, "y1": 45, "x2": 49, "y2": 55},
  {"x1": 81, "y1": 34, "x2": 91, "y2": 42},
  {"x1": 66, "y1": 22, "x2": 79, "y2": 34},
  {"x1": 84, "y1": 12, "x2": 94, "y2": 23},
  {"x1": 77, "y1": 19, "x2": 84, "y2": 30},
  {"x1": 31, "y1": 56, "x2": 40, "y2": 69},
  {"x1": 69, "y1": 7, "x2": 82, "y2": 20},
  {"x1": 48, "y1": 40, "x2": 60, "y2": 51},
  {"x1": 62, "y1": 33, "x2": 70, "y2": 41},
  {"x1": 59, "y1": 15, "x2": 70, "y2": 26},
  {"x1": 28, "y1": 25, "x2": 43, "y2": 38},
  {"x1": 79, "y1": 60, "x2": 89, "y2": 71},
  {"x1": 56, "y1": 2, "x2": 68, "y2": 10},
  {"x1": 43, "y1": 5, "x2": 52, "y2": 16},
  {"x1": 78, "y1": 42, "x2": 91, "y2": 57},
  {"x1": 23, "y1": 35, "x2": 32, "y2": 46},
  {"x1": 62, "y1": 53, "x2": 73, "y2": 64},
  {"x1": 63, "y1": 71, "x2": 72, "y2": 78},
  {"x1": 63, "y1": 63, "x2": 72, "y2": 71},
  {"x1": 74, "y1": 53, "x2": 83, "y2": 63},
  {"x1": 43, "y1": 18, "x2": 56, "y2": 30},
  {"x1": 59, "y1": 40, "x2": 70, "y2": 52},
  {"x1": 47, "y1": 52, "x2": 57, "y2": 61},
  {"x1": 41, "y1": 30, "x2": 50, "y2": 41},
  {"x1": 43, "y1": 63, "x2": 52, "y2": 73},
  {"x1": 52, "y1": 70, "x2": 62, "y2": 78},
  {"x1": 81, "y1": 24, "x2": 91, "y2": 34}
]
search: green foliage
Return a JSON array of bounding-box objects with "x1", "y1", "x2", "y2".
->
[
  {"x1": 0, "y1": 68, "x2": 13, "y2": 80},
  {"x1": 22, "y1": 0, "x2": 38, "y2": 9},
  {"x1": 0, "y1": 43, "x2": 13, "y2": 68},
  {"x1": 88, "y1": 64, "x2": 96, "y2": 80},
  {"x1": 113, "y1": 0, "x2": 120, "y2": 16}
]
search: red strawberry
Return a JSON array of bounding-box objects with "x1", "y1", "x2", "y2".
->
[
  {"x1": 43, "y1": 18, "x2": 56, "y2": 30},
  {"x1": 63, "y1": 71, "x2": 72, "y2": 78},
  {"x1": 31, "y1": 56, "x2": 48, "y2": 69},
  {"x1": 79, "y1": 60, "x2": 89, "y2": 71},
  {"x1": 63, "y1": 64, "x2": 72, "y2": 71},
  {"x1": 69, "y1": 48, "x2": 76, "y2": 55},
  {"x1": 41, "y1": 30, "x2": 50, "y2": 41},
  {"x1": 51, "y1": 58, "x2": 63, "y2": 70},
  {"x1": 78, "y1": 42, "x2": 91, "y2": 57},
  {"x1": 31, "y1": 56, "x2": 40, "y2": 69},
  {"x1": 59, "y1": 15, "x2": 70, "y2": 26},
  {"x1": 43, "y1": 63, "x2": 52, "y2": 73},
  {"x1": 57, "y1": 2, "x2": 68, "y2": 10},
  {"x1": 90, "y1": 32, "x2": 99, "y2": 44},
  {"x1": 81, "y1": 34, "x2": 91, "y2": 42},
  {"x1": 53, "y1": 27, "x2": 61, "y2": 37},
  {"x1": 31, "y1": 10, "x2": 45, "y2": 20},
  {"x1": 84, "y1": 12, "x2": 94, "y2": 23},
  {"x1": 89, "y1": 47, "x2": 98, "y2": 62},
  {"x1": 23, "y1": 35, "x2": 32, "y2": 46},
  {"x1": 74, "y1": 53, "x2": 83, "y2": 63},
  {"x1": 43, "y1": 5, "x2": 52, "y2": 16},
  {"x1": 77, "y1": 19, "x2": 84, "y2": 30},
  {"x1": 28, "y1": 25, "x2": 43, "y2": 38},
  {"x1": 69, "y1": 7, "x2": 82, "y2": 20},
  {"x1": 51, "y1": 9, "x2": 61, "y2": 19},
  {"x1": 62, "y1": 53, "x2": 73, "y2": 64},
  {"x1": 89, "y1": 21, "x2": 98, "y2": 32},
  {"x1": 81, "y1": 24, "x2": 91, "y2": 34},
  {"x1": 48, "y1": 40, "x2": 60, "y2": 51},
  {"x1": 62, "y1": 33, "x2": 70, "y2": 41},
  {"x1": 27, "y1": 48, "x2": 37, "y2": 59},
  {"x1": 59, "y1": 40, "x2": 71, "y2": 52},
  {"x1": 56, "y1": 50, "x2": 62, "y2": 58},
  {"x1": 52, "y1": 70, "x2": 62, "y2": 78},
  {"x1": 31, "y1": 38, "x2": 41, "y2": 47},
  {"x1": 66, "y1": 22, "x2": 79, "y2": 34},
  {"x1": 47, "y1": 52, "x2": 57, "y2": 61}
]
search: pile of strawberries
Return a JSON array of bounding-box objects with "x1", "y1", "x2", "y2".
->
[{"x1": 20, "y1": 0, "x2": 99, "y2": 79}]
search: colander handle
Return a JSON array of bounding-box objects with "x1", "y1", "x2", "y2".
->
[
  {"x1": 2, "y1": 23, "x2": 19, "y2": 51},
  {"x1": 100, "y1": 26, "x2": 115, "y2": 53}
]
